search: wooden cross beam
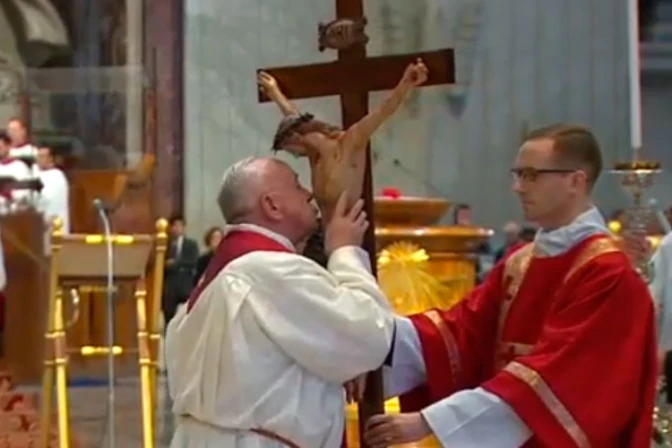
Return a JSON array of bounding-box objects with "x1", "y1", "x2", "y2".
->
[{"x1": 258, "y1": 2, "x2": 454, "y2": 446}]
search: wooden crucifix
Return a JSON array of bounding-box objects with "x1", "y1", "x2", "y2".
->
[{"x1": 257, "y1": 1, "x2": 455, "y2": 446}]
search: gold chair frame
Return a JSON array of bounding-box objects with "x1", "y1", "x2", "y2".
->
[{"x1": 38, "y1": 218, "x2": 168, "y2": 448}]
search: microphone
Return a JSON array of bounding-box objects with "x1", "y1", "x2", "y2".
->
[
  {"x1": 93, "y1": 197, "x2": 117, "y2": 448},
  {"x1": 648, "y1": 198, "x2": 672, "y2": 235},
  {"x1": 93, "y1": 198, "x2": 104, "y2": 211},
  {"x1": 93, "y1": 198, "x2": 115, "y2": 214}
]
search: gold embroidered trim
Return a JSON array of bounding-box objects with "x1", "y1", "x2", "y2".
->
[
  {"x1": 495, "y1": 238, "x2": 621, "y2": 369},
  {"x1": 494, "y1": 244, "x2": 535, "y2": 368},
  {"x1": 424, "y1": 310, "x2": 461, "y2": 382},
  {"x1": 504, "y1": 361, "x2": 590, "y2": 448},
  {"x1": 504, "y1": 244, "x2": 535, "y2": 298},
  {"x1": 500, "y1": 342, "x2": 534, "y2": 358},
  {"x1": 563, "y1": 237, "x2": 621, "y2": 283}
]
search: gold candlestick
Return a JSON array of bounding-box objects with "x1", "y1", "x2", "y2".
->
[{"x1": 610, "y1": 159, "x2": 661, "y2": 281}]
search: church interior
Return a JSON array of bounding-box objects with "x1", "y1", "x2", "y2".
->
[{"x1": 0, "y1": 0, "x2": 670, "y2": 446}]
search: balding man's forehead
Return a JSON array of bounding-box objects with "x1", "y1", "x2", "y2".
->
[{"x1": 267, "y1": 158, "x2": 297, "y2": 177}]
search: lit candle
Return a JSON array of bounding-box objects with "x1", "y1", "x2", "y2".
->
[{"x1": 628, "y1": 0, "x2": 642, "y2": 151}]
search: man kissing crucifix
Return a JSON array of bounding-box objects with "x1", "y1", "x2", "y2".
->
[{"x1": 258, "y1": 59, "x2": 429, "y2": 263}]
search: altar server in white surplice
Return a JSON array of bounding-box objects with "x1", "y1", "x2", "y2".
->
[
  {"x1": 0, "y1": 132, "x2": 31, "y2": 208},
  {"x1": 6, "y1": 119, "x2": 37, "y2": 160},
  {"x1": 34, "y1": 146, "x2": 70, "y2": 234},
  {"x1": 165, "y1": 156, "x2": 395, "y2": 448}
]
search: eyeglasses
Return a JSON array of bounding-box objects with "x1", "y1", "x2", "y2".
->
[{"x1": 510, "y1": 167, "x2": 576, "y2": 182}]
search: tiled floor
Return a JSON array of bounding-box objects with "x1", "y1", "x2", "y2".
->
[{"x1": 19, "y1": 376, "x2": 174, "y2": 448}]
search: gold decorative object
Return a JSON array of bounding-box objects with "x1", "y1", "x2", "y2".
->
[
  {"x1": 610, "y1": 159, "x2": 669, "y2": 445},
  {"x1": 608, "y1": 219, "x2": 663, "y2": 251},
  {"x1": 378, "y1": 242, "x2": 459, "y2": 314},
  {"x1": 377, "y1": 224, "x2": 493, "y2": 254},
  {"x1": 610, "y1": 159, "x2": 661, "y2": 281},
  {"x1": 608, "y1": 219, "x2": 622, "y2": 234},
  {"x1": 374, "y1": 196, "x2": 492, "y2": 306},
  {"x1": 374, "y1": 196, "x2": 450, "y2": 226},
  {"x1": 38, "y1": 219, "x2": 167, "y2": 448}
]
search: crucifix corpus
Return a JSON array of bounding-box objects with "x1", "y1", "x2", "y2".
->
[{"x1": 257, "y1": 0, "x2": 455, "y2": 444}]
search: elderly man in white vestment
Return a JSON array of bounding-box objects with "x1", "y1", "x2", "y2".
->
[{"x1": 165, "y1": 156, "x2": 395, "y2": 448}]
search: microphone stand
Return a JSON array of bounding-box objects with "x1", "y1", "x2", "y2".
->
[{"x1": 93, "y1": 199, "x2": 116, "y2": 448}]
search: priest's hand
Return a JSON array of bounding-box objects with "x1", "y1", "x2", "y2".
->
[
  {"x1": 364, "y1": 412, "x2": 432, "y2": 448},
  {"x1": 622, "y1": 231, "x2": 652, "y2": 264},
  {"x1": 324, "y1": 193, "x2": 368, "y2": 256},
  {"x1": 344, "y1": 373, "x2": 367, "y2": 403}
]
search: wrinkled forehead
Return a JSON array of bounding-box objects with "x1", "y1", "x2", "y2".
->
[
  {"x1": 262, "y1": 158, "x2": 298, "y2": 186},
  {"x1": 515, "y1": 138, "x2": 557, "y2": 168}
]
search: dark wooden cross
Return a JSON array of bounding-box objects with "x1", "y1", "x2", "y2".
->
[{"x1": 257, "y1": 1, "x2": 455, "y2": 446}]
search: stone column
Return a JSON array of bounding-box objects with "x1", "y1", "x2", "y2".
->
[
  {"x1": 145, "y1": 0, "x2": 185, "y2": 219},
  {"x1": 126, "y1": 0, "x2": 144, "y2": 166}
]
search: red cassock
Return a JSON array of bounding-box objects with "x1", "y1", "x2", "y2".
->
[{"x1": 399, "y1": 234, "x2": 658, "y2": 447}]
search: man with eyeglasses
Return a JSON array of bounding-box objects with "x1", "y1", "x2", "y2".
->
[{"x1": 359, "y1": 124, "x2": 658, "y2": 447}]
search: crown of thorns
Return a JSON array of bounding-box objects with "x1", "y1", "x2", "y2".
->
[{"x1": 271, "y1": 113, "x2": 315, "y2": 151}]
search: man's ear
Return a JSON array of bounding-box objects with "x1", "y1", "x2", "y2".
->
[
  {"x1": 572, "y1": 170, "x2": 589, "y2": 191},
  {"x1": 260, "y1": 193, "x2": 282, "y2": 220}
]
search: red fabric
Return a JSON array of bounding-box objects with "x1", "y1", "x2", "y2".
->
[
  {"x1": 398, "y1": 258, "x2": 504, "y2": 412},
  {"x1": 400, "y1": 235, "x2": 658, "y2": 447},
  {"x1": 186, "y1": 230, "x2": 292, "y2": 312},
  {"x1": 0, "y1": 158, "x2": 17, "y2": 166},
  {"x1": 381, "y1": 187, "x2": 401, "y2": 199}
]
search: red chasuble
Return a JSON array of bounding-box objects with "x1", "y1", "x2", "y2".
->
[{"x1": 399, "y1": 234, "x2": 658, "y2": 447}]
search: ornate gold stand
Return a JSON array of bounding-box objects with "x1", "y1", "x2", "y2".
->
[
  {"x1": 345, "y1": 196, "x2": 492, "y2": 447},
  {"x1": 610, "y1": 159, "x2": 671, "y2": 445},
  {"x1": 39, "y1": 219, "x2": 167, "y2": 448}
]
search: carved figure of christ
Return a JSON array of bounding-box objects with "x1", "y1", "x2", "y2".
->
[
  {"x1": 256, "y1": 4, "x2": 455, "y2": 445},
  {"x1": 259, "y1": 60, "x2": 428, "y2": 221}
]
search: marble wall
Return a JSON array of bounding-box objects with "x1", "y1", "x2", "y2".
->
[{"x1": 184, "y1": 0, "x2": 632, "y2": 241}]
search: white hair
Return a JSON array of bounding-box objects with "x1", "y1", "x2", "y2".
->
[{"x1": 217, "y1": 156, "x2": 265, "y2": 223}]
